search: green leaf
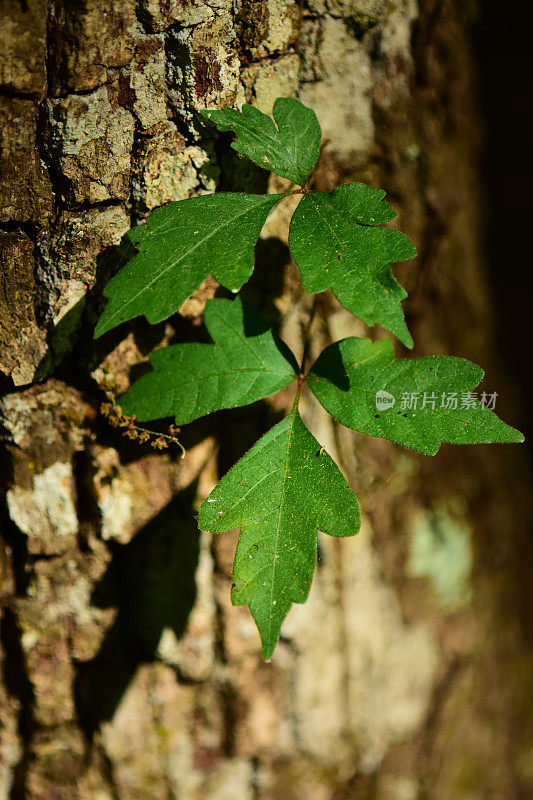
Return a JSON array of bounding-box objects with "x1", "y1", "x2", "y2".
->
[
  {"x1": 120, "y1": 297, "x2": 298, "y2": 423},
  {"x1": 94, "y1": 192, "x2": 287, "y2": 338},
  {"x1": 202, "y1": 98, "x2": 322, "y2": 186},
  {"x1": 288, "y1": 183, "x2": 417, "y2": 347},
  {"x1": 308, "y1": 337, "x2": 524, "y2": 455},
  {"x1": 198, "y1": 401, "x2": 360, "y2": 660}
]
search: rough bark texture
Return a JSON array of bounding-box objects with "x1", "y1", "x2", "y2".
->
[{"x1": 1, "y1": 1, "x2": 532, "y2": 799}]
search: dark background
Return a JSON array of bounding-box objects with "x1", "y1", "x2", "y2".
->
[{"x1": 475, "y1": 4, "x2": 533, "y2": 445}]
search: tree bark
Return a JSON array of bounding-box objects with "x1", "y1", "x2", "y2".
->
[{"x1": 1, "y1": 1, "x2": 532, "y2": 799}]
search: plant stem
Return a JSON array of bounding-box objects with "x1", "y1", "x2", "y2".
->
[{"x1": 298, "y1": 295, "x2": 321, "y2": 380}]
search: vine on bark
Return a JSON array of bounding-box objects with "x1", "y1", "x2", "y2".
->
[{"x1": 95, "y1": 98, "x2": 524, "y2": 660}]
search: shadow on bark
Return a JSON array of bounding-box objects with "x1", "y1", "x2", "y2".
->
[{"x1": 75, "y1": 482, "x2": 200, "y2": 735}]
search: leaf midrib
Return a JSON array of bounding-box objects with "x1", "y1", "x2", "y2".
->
[{"x1": 266, "y1": 404, "x2": 299, "y2": 650}]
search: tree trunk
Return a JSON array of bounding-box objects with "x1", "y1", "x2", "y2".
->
[{"x1": 1, "y1": 1, "x2": 532, "y2": 799}]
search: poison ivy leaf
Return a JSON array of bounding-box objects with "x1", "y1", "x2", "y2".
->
[
  {"x1": 202, "y1": 98, "x2": 322, "y2": 186},
  {"x1": 198, "y1": 401, "x2": 360, "y2": 660},
  {"x1": 120, "y1": 297, "x2": 298, "y2": 423},
  {"x1": 94, "y1": 192, "x2": 287, "y2": 338},
  {"x1": 308, "y1": 337, "x2": 524, "y2": 455},
  {"x1": 288, "y1": 182, "x2": 417, "y2": 347}
]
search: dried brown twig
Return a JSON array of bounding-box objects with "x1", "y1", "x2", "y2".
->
[{"x1": 99, "y1": 392, "x2": 186, "y2": 458}]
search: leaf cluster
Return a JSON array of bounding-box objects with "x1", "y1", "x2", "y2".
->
[{"x1": 95, "y1": 98, "x2": 523, "y2": 660}]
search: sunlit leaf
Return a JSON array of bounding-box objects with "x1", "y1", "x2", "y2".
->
[
  {"x1": 198, "y1": 401, "x2": 360, "y2": 659},
  {"x1": 289, "y1": 183, "x2": 416, "y2": 346},
  {"x1": 120, "y1": 297, "x2": 298, "y2": 423},
  {"x1": 308, "y1": 337, "x2": 524, "y2": 455},
  {"x1": 202, "y1": 98, "x2": 321, "y2": 186}
]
